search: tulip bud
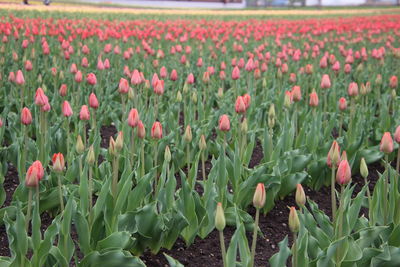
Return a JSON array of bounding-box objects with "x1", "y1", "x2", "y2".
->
[
  {"x1": 115, "y1": 131, "x2": 124, "y2": 151},
  {"x1": 215, "y1": 202, "x2": 226, "y2": 231},
  {"x1": 199, "y1": 134, "x2": 207, "y2": 151},
  {"x1": 191, "y1": 91, "x2": 197, "y2": 104},
  {"x1": 151, "y1": 122, "x2": 163, "y2": 139},
  {"x1": 395, "y1": 125, "x2": 400, "y2": 143},
  {"x1": 89, "y1": 93, "x2": 99, "y2": 109},
  {"x1": 176, "y1": 91, "x2": 182, "y2": 102},
  {"x1": 109, "y1": 137, "x2": 116, "y2": 156},
  {"x1": 137, "y1": 120, "x2": 146, "y2": 139},
  {"x1": 183, "y1": 83, "x2": 189, "y2": 94},
  {"x1": 295, "y1": 184, "x2": 306, "y2": 207},
  {"x1": 253, "y1": 183, "x2": 266, "y2": 209},
  {"x1": 380, "y1": 132, "x2": 394, "y2": 154},
  {"x1": 391, "y1": 89, "x2": 396, "y2": 100},
  {"x1": 52, "y1": 153, "x2": 65, "y2": 173},
  {"x1": 184, "y1": 125, "x2": 192, "y2": 143},
  {"x1": 128, "y1": 87, "x2": 134, "y2": 100},
  {"x1": 79, "y1": 105, "x2": 90, "y2": 121},
  {"x1": 284, "y1": 91, "x2": 292, "y2": 108},
  {"x1": 218, "y1": 87, "x2": 224, "y2": 98},
  {"x1": 164, "y1": 145, "x2": 171, "y2": 163},
  {"x1": 25, "y1": 160, "x2": 44, "y2": 187},
  {"x1": 268, "y1": 104, "x2": 275, "y2": 129},
  {"x1": 335, "y1": 159, "x2": 350, "y2": 187},
  {"x1": 219, "y1": 115, "x2": 230, "y2": 132},
  {"x1": 74, "y1": 135, "x2": 84, "y2": 154},
  {"x1": 288, "y1": 207, "x2": 300, "y2": 233},
  {"x1": 375, "y1": 74, "x2": 382, "y2": 86},
  {"x1": 21, "y1": 107, "x2": 32, "y2": 125},
  {"x1": 128, "y1": 108, "x2": 139, "y2": 128},
  {"x1": 309, "y1": 90, "x2": 319, "y2": 107},
  {"x1": 235, "y1": 96, "x2": 246, "y2": 114},
  {"x1": 87, "y1": 145, "x2": 96, "y2": 165},
  {"x1": 338, "y1": 97, "x2": 347, "y2": 111},
  {"x1": 360, "y1": 157, "x2": 368, "y2": 179}
]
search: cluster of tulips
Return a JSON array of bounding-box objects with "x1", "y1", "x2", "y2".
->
[{"x1": 0, "y1": 11, "x2": 400, "y2": 267}]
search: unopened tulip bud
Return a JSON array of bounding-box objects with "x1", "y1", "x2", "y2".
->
[
  {"x1": 253, "y1": 183, "x2": 266, "y2": 209},
  {"x1": 191, "y1": 92, "x2": 197, "y2": 104},
  {"x1": 76, "y1": 135, "x2": 85, "y2": 154},
  {"x1": 21, "y1": 107, "x2": 32, "y2": 125},
  {"x1": 137, "y1": 120, "x2": 146, "y2": 139},
  {"x1": 375, "y1": 74, "x2": 382, "y2": 86},
  {"x1": 380, "y1": 132, "x2": 393, "y2": 154},
  {"x1": 360, "y1": 157, "x2": 368, "y2": 179},
  {"x1": 109, "y1": 137, "x2": 116, "y2": 156},
  {"x1": 128, "y1": 87, "x2": 134, "y2": 100},
  {"x1": 87, "y1": 145, "x2": 95, "y2": 165},
  {"x1": 336, "y1": 159, "x2": 351, "y2": 185},
  {"x1": 215, "y1": 202, "x2": 226, "y2": 231},
  {"x1": 52, "y1": 153, "x2": 65, "y2": 173},
  {"x1": 183, "y1": 83, "x2": 189, "y2": 94},
  {"x1": 199, "y1": 134, "x2": 207, "y2": 151},
  {"x1": 164, "y1": 145, "x2": 171, "y2": 163},
  {"x1": 219, "y1": 115, "x2": 230, "y2": 132},
  {"x1": 295, "y1": 184, "x2": 306, "y2": 207},
  {"x1": 184, "y1": 125, "x2": 192, "y2": 143},
  {"x1": 360, "y1": 83, "x2": 368, "y2": 96},
  {"x1": 25, "y1": 161, "x2": 44, "y2": 187},
  {"x1": 151, "y1": 122, "x2": 163, "y2": 139},
  {"x1": 284, "y1": 91, "x2": 292, "y2": 108},
  {"x1": 115, "y1": 131, "x2": 123, "y2": 151},
  {"x1": 338, "y1": 97, "x2": 347, "y2": 111},
  {"x1": 395, "y1": 125, "x2": 400, "y2": 143},
  {"x1": 176, "y1": 91, "x2": 182, "y2": 102},
  {"x1": 218, "y1": 87, "x2": 224, "y2": 98},
  {"x1": 289, "y1": 207, "x2": 300, "y2": 233},
  {"x1": 391, "y1": 89, "x2": 396, "y2": 100}
]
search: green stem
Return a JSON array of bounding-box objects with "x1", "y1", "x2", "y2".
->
[
  {"x1": 292, "y1": 232, "x2": 298, "y2": 267},
  {"x1": 25, "y1": 188, "x2": 32, "y2": 232},
  {"x1": 130, "y1": 128, "x2": 135, "y2": 169},
  {"x1": 141, "y1": 141, "x2": 145, "y2": 178},
  {"x1": 331, "y1": 166, "x2": 337, "y2": 221},
  {"x1": 384, "y1": 154, "x2": 389, "y2": 225},
  {"x1": 186, "y1": 144, "x2": 190, "y2": 184},
  {"x1": 336, "y1": 185, "x2": 345, "y2": 267},
  {"x1": 88, "y1": 166, "x2": 93, "y2": 225},
  {"x1": 250, "y1": 208, "x2": 260, "y2": 267},
  {"x1": 112, "y1": 155, "x2": 119, "y2": 201},
  {"x1": 396, "y1": 148, "x2": 400, "y2": 193},
  {"x1": 338, "y1": 113, "x2": 343, "y2": 138},
  {"x1": 57, "y1": 173, "x2": 64, "y2": 213},
  {"x1": 364, "y1": 176, "x2": 373, "y2": 226},
  {"x1": 201, "y1": 151, "x2": 206, "y2": 182},
  {"x1": 219, "y1": 230, "x2": 227, "y2": 267},
  {"x1": 21, "y1": 125, "x2": 27, "y2": 183},
  {"x1": 65, "y1": 119, "x2": 70, "y2": 164}
]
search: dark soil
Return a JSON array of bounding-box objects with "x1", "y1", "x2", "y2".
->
[
  {"x1": 1, "y1": 163, "x2": 19, "y2": 208},
  {"x1": 100, "y1": 125, "x2": 117, "y2": 149}
]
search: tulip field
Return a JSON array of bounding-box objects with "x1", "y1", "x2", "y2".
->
[{"x1": 1, "y1": 6, "x2": 400, "y2": 267}]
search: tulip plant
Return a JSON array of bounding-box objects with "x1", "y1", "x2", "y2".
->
[{"x1": 0, "y1": 9, "x2": 400, "y2": 267}]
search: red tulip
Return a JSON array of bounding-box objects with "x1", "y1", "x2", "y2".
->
[
  {"x1": 137, "y1": 120, "x2": 146, "y2": 139},
  {"x1": 232, "y1": 66, "x2": 240, "y2": 80},
  {"x1": 75, "y1": 70, "x2": 82, "y2": 83},
  {"x1": 253, "y1": 183, "x2": 266, "y2": 209},
  {"x1": 292, "y1": 86, "x2": 301, "y2": 102},
  {"x1": 309, "y1": 91, "x2": 319, "y2": 107},
  {"x1": 86, "y1": 73, "x2": 97, "y2": 85},
  {"x1": 89, "y1": 93, "x2": 99, "y2": 109},
  {"x1": 62, "y1": 101, "x2": 73, "y2": 117},
  {"x1": 128, "y1": 108, "x2": 139, "y2": 128},
  {"x1": 154, "y1": 80, "x2": 164, "y2": 95},
  {"x1": 15, "y1": 70, "x2": 25, "y2": 85},
  {"x1": 347, "y1": 82, "x2": 359, "y2": 97},
  {"x1": 24, "y1": 60, "x2": 32, "y2": 71},
  {"x1": 52, "y1": 153, "x2": 65, "y2": 173},
  {"x1": 390, "y1": 76, "x2": 398, "y2": 89},
  {"x1": 336, "y1": 159, "x2": 351, "y2": 185},
  {"x1": 170, "y1": 69, "x2": 178, "y2": 81},
  {"x1": 21, "y1": 107, "x2": 32, "y2": 125},
  {"x1": 151, "y1": 121, "x2": 163, "y2": 139},
  {"x1": 131, "y1": 69, "x2": 141, "y2": 85},
  {"x1": 235, "y1": 96, "x2": 246, "y2": 114},
  {"x1": 25, "y1": 160, "x2": 44, "y2": 187},
  {"x1": 34, "y1": 88, "x2": 49, "y2": 107},
  {"x1": 395, "y1": 126, "x2": 400, "y2": 143},
  {"x1": 339, "y1": 97, "x2": 347, "y2": 111},
  {"x1": 118, "y1": 78, "x2": 129, "y2": 94},
  {"x1": 219, "y1": 115, "x2": 230, "y2": 132},
  {"x1": 380, "y1": 132, "x2": 394, "y2": 154},
  {"x1": 186, "y1": 73, "x2": 194, "y2": 84},
  {"x1": 59, "y1": 84, "x2": 67, "y2": 97},
  {"x1": 243, "y1": 94, "x2": 251, "y2": 109},
  {"x1": 79, "y1": 105, "x2": 90, "y2": 121},
  {"x1": 320, "y1": 74, "x2": 331, "y2": 89}
]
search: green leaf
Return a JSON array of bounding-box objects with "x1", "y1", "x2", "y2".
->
[
  {"x1": 96, "y1": 231, "x2": 135, "y2": 252},
  {"x1": 269, "y1": 236, "x2": 291, "y2": 267},
  {"x1": 163, "y1": 253, "x2": 184, "y2": 267}
]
